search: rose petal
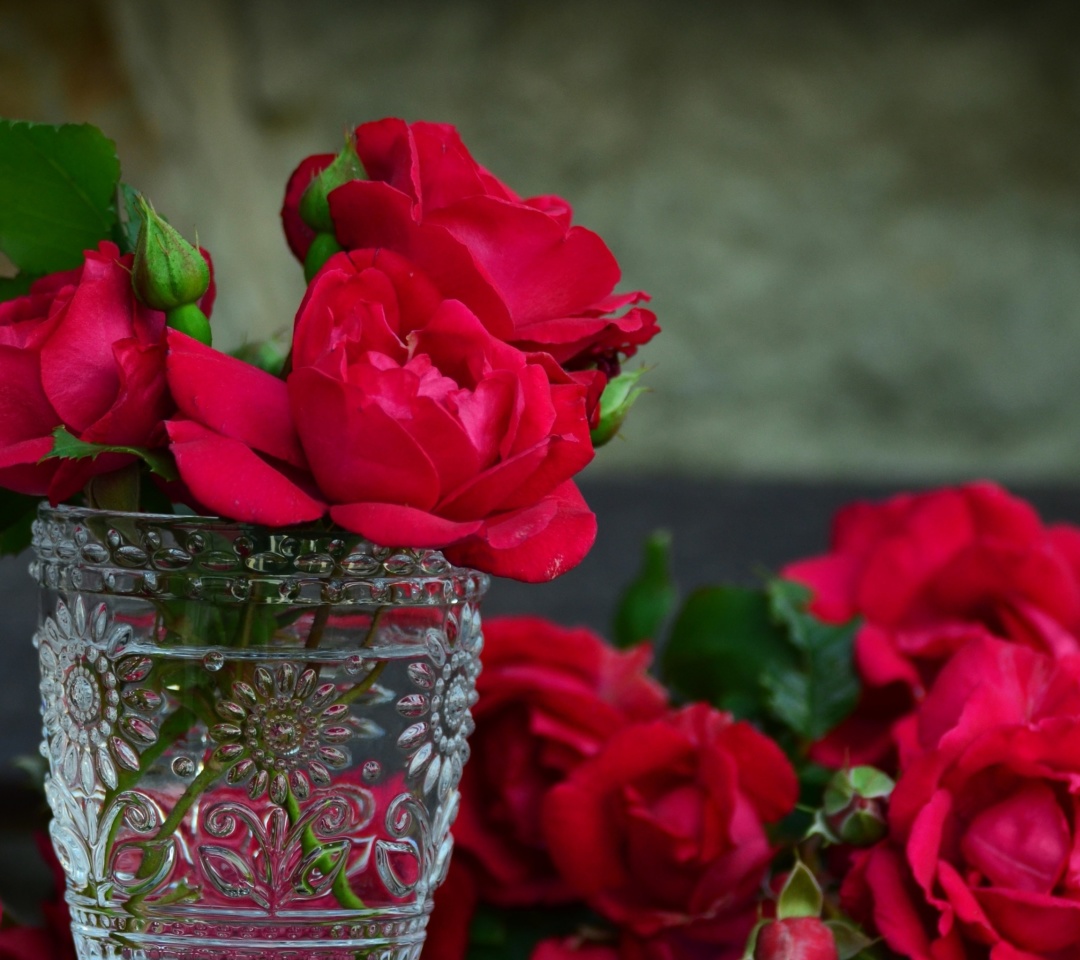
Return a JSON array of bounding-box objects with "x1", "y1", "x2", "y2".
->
[
  {"x1": 330, "y1": 180, "x2": 515, "y2": 338},
  {"x1": 446, "y1": 481, "x2": 596, "y2": 583},
  {"x1": 168, "y1": 330, "x2": 308, "y2": 469},
  {"x1": 289, "y1": 366, "x2": 441, "y2": 509},
  {"x1": 166, "y1": 419, "x2": 325, "y2": 526},
  {"x1": 330, "y1": 502, "x2": 482, "y2": 549}
]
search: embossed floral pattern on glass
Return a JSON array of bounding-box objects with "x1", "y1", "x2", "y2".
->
[{"x1": 33, "y1": 505, "x2": 487, "y2": 960}]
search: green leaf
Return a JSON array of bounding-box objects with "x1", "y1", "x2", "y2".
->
[
  {"x1": 762, "y1": 579, "x2": 861, "y2": 741},
  {"x1": 777, "y1": 860, "x2": 824, "y2": 920},
  {"x1": 612, "y1": 529, "x2": 678, "y2": 648},
  {"x1": 0, "y1": 489, "x2": 38, "y2": 556},
  {"x1": 113, "y1": 182, "x2": 143, "y2": 254},
  {"x1": 661, "y1": 585, "x2": 798, "y2": 720},
  {"x1": 0, "y1": 272, "x2": 37, "y2": 301},
  {"x1": 40, "y1": 426, "x2": 178, "y2": 482},
  {"x1": 0, "y1": 120, "x2": 120, "y2": 274},
  {"x1": 825, "y1": 920, "x2": 877, "y2": 960}
]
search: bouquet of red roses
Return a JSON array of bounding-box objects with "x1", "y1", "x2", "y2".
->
[
  {"x1": 0, "y1": 116, "x2": 658, "y2": 581},
  {"x1": 412, "y1": 482, "x2": 1080, "y2": 960},
  {"x1": 0, "y1": 115, "x2": 660, "y2": 959}
]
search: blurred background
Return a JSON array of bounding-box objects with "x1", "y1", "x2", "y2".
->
[
  {"x1": 1, "y1": 0, "x2": 1080, "y2": 865},
  {"x1": 4, "y1": 0, "x2": 1079, "y2": 480}
]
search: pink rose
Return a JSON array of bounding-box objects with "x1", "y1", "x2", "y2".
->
[
  {"x1": 784, "y1": 482, "x2": 1080, "y2": 767},
  {"x1": 454, "y1": 616, "x2": 667, "y2": 904},
  {"x1": 283, "y1": 119, "x2": 658, "y2": 372},
  {"x1": 0, "y1": 242, "x2": 205, "y2": 500},
  {"x1": 166, "y1": 249, "x2": 597, "y2": 581},
  {"x1": 843, "y1": 638, "x2": 1080, "y2": 958},
  {"x1": 543, "y1": 704, "x2": 798, "y2": 949}
]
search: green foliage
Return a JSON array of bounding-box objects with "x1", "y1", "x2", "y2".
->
[
  {"x1": 0, "y1": 272, "x2": 37, "y2": 301},
  {"x1": 113, "y1": 182, "x2": 143, "y2": 254},
  {"x1": 612, "y1": 528, "x2": 677, "y2": 648},
  {"x1": 661, "y1": 578, "x2": 860, "y2": 743},
  {"x1": 0, "y1": 120, "x2": 120, "y2": 275},
  {"x1": 776, "y1": 860, "x2": 823, "y2": 920},
  {"x1": 764, "y1": 579, "x2": 861, "y2": 742},
  {"x1": 0, "y1": 489, "x2": 39, "y2": 556},
  {"x1": 662, "y1": 584, "x2": 798, "y2": 722},
  {"x1": 40, "y1": 426, "x2": 178, "y2": 483}
]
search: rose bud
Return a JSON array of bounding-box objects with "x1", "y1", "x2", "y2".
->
[
  {"x1": 754, "y1": 918, "x2": 838, "y2": 960},
  {"x1": 820, "y1": 766, "x2": 894, "y2": 846},
  {"x1": 590, "y1": 367, "x2": 648, "y2": 448},
  {"x1": 298, "y1": 136, "x2": 365, "y2": 233},
  {"x1": 131, "y1": 196, "x2": 212, "y2": 344},
  {"x1": 297, "y1": 138, "x2": 363, "y2": 281}
]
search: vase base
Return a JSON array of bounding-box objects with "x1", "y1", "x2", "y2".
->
[{"x1": 71, "y1": 909, "x2": 428, "y2": 960}]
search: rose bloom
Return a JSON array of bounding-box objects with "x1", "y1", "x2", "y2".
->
[
  {"x1": 421, "y1": 858, "x2": 479, "y2": 960},
  {"x1": 783, "y1": 482, "x2": 1080, "y2": 767},
  {"x1": 543, "y1": 703, "x2": 798, "y2": 953},
  {"x1": 843, "y1": 638, "x2": 1080, "y2": 959},
  {"x1": 0, "y1": 242, "x2": 212, "y2": 501},
  {"x1": 283, "y1": 118, "x2": 658, "y2": 372},
  {"x1": 452, "y1": 616, "x2": 667, "y2": 905},
  {"x1": 166, "y1": 248, "x2": 596, "y2": 581}
]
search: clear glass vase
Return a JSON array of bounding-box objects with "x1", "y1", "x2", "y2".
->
[{"x1": 31, "y1": 505, "x2": 488, "y2": 960}]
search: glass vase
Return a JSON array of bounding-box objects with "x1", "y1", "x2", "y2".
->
[{"x1": 31, "y1": 505, "x2": 488, "y2": 960}]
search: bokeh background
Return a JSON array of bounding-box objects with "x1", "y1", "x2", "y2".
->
[
  {"x1": 2, "y1": 0, "x2": 1080, "y2": 885},
  {"x1": 4, "y1": 0, "x2": 1079, "y2": 480}
]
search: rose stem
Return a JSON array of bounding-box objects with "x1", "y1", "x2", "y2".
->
[
  {"x1": 155, "y1": 762, "x2": 221, "y2": 841},
  {"x1": 284, "y1": 605, "x2": 389, "y2": 910},
  {"x1": 285, "y1": 789, "x2": 365, "y2": 910}
]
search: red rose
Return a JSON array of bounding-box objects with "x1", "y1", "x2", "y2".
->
[
  {"x1": 283, "y1": 119, "x2": 658, "y2": 372},
  {"x1": 0, "y1": 242, "x2": 195, "y2": 500},
  {"x1": 166, "y1": 249, "x2": 597, "y2": 581},
  {"x1": 784, "y1": 482, "x2": 1080, "y2": 767},
  {"x1": 422, "y1": 857, "x2": 479, "y2": 960},
  {"x1": 753, "y1": 919, "x2": 838, "y2": 960},
  {"x1": 542, "y1": 704, "x2": 798, "y2": 949},
  {"x1": 843, "y1": 638, "x2": 1080, "y2": 958},
  {"x1": 453, "y1": 616, "x2": 667, "y2": 904}
]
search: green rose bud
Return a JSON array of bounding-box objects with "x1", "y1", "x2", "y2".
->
[
  {"x1": 165, "y1": 303, "x2": 212, "y2": 346},
  {"x1": 819, "y1": 766, "x2": 895, "y2": 846},
  {"x1": 131, "y1": 196, "x2": 210, "y2": 312},
  {"x1": 590, "y1": 367, "x2": 649, "y2": 447},
  {"x1": 304, "y1": 232, "x2": 345, "y2": 283},
  {"x1": 298, "y1": 137, "x2": 365, "y2": 233}
]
